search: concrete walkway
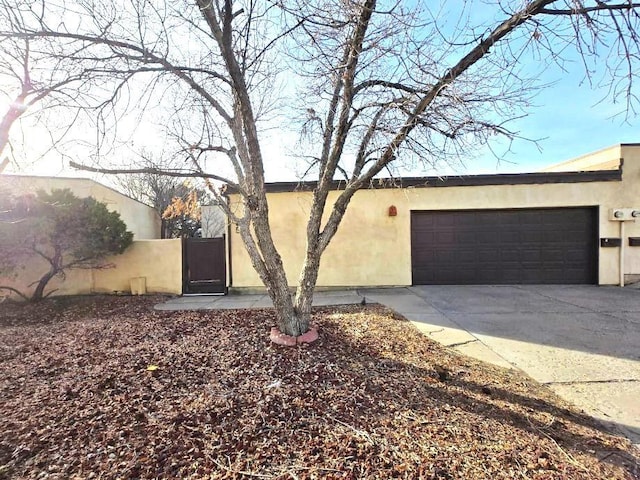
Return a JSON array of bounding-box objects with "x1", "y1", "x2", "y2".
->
[
  {"x1": 155, "y1": 285, "x2": 640, "y2": 445},
  {"x1": 155, "y1": 290, "x2": 366, "y2": 310}
]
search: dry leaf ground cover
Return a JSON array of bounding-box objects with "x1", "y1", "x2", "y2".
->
[{"x1": 0, "y1": 295, "x2": 638, "y2": 480}]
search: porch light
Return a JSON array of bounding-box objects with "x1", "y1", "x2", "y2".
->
[{"x1": 388, "y1": 205, "x2": 397, "y2": 217}]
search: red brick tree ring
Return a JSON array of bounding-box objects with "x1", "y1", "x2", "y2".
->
[{"x1": 270, "y1": 325, "x2": 319, "y2": 346}]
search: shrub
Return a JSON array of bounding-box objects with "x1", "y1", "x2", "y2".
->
[{"x1": 0, "y1": 188, "x2": 133, "y2": 300}]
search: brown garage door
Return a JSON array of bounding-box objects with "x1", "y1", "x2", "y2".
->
[{"x1": 411, "y1": 207, "x2": 598, "y2": 284}]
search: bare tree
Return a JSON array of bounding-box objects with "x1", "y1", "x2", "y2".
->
[
  {"x1": 1, "y1": 0, "x2": 639, "y2": 336},
  {"x1": 111, "y1": 152, "x2": 213, "y2": 238},
  {"x1": 0, "y1": 35, "x2": 99, "y2": 168}
]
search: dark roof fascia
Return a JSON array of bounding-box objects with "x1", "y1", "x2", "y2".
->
[{"x1": 227, "y1": 167, "x2": 622, "y2": 194}]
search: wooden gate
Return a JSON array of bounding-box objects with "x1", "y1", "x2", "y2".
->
[{"x1": 183, "y1": 237, "x2": 227, "y2": 294}]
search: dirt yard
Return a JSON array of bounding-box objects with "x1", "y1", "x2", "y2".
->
[{"x1": 0, "y1": 295, "x2": 638, "y2": 479}]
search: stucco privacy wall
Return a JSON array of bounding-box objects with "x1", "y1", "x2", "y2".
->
[
  {"x1": 613, "y1": 146, "x2": 640, "y2": 276},
  {"x1": 229, "y1": 144, "x2": 640, "y2": 288},
  {"x1": 0, "y1": 175, "x2": 160, "y2": 239},
  {"x1": 0, "y1": 239, "x2": 182, "y2": 298},
  {"x1": 93, "y1": 240, "x2": 182, "y2": 294},
  {"x1": 0, "y1": 258, "x2": 93, "y2": 297}
]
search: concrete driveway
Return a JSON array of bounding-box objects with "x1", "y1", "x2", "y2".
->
[{"x1": 362, "y1": 285, "x2": 640, "y2": 444}]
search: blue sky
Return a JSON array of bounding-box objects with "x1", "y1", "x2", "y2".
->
[{"x1": 464, "y1": 77, "x2": 639, "y2": 175}]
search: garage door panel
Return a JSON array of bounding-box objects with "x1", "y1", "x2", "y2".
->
[
  {"x1": 521, "y1": 249, "x2": 542, "y2": 262},
  {"x1": 500, "y1": 268, "x2": 522, "y2": 282},
  {"x1": 436, "y1": 231, "x2": 455, "y2": 243},
  {"x1": 566, "y1": 249, "x2": 589, "y2": 262},
  {"x1": 476, "y1": 269, "x2": 498, "y2": 283},
  {"x1": 500, "y1": 231, "x2": 520, "y2": 243},
  {"x1": 434, "y1": 216, "x2": 455, "y2": 227},
  {"x1": 544, "y1": 249, "x2": 564, "y2": 261},
  {"x1": 478, "y1": 249, "x2": 500, "y2": 262},
  {"x1": 500, "y1": 250, "x2": 521, "y2": 262},
  {"x1": 458, "y1": 231, "x2": 478, "y2": 243},
  {"x1": 411, "y1": 207, "x2": 597, "y2": 285},
  {"x1": 476, "y1": 231, "x2": 495, "y2": 243},
  {"x1": 526, "y1": 231, "x2": 544, "y2": 242},
  {"x1": 542, "y1": 270, "x2": 563, "y2": 282}
]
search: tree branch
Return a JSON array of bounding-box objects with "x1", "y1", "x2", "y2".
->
[
  {"x1": 540, "y1": 3, "x2": 640, "y2": 15},
  {"x1": 69, "y1": 161, "x2": 240, "y2": 190},
  {"x1": 4, "y1": 31, "x2": 233, "y2": 123},
  {"x1": 353, "y1": 79, "x2": 428, "y2": 96},
  {"x1": 0, "y1": 286, "x2": 29, "y2": 301},
  {"x1": 317, "y1": 0, "x2": 560, "y2": 253}
]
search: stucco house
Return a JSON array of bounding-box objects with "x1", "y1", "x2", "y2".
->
[
  {"x1": 4, "y1": 144, "x2": 640, "y2": 299},
  {"x1": 225, "y1": 143, "x2": 640, "y2": 291}
]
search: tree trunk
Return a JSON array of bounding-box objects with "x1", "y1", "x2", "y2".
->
[
  {"x1": 292, "y1": 253, "x2": 322, "y2": 334},
  {"x1": 252, "y1": 217, "x2": 309, "y2": 337},
  {"x1": 269, "y1": 273, "x2": 305, "y2": 336},
  {"x1": 233, "y1": 204, "x2": 309, "y2": 337},
  {"x1": 160, "y1": 218, "x2": 168, "y2": 239},
  {"x1": 31, "y1": 268, "x2": 57, "y2": 301}
]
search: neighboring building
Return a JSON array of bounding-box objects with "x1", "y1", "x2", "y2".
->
[
  {"x1": 0, "y1": 174, "x2": 161, "y2": 239},
  {"x1": 226, "y1": 144, "x2": 640, "y2": 290},
  {"x1": 201, "y1": 204, "x2": 226, "y2": 238},
  {"x1": 0, "y1": 175, "x2": 179, "y2": 299}
]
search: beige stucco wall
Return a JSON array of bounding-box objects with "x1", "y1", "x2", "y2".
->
[
  {"x1": 0, "y1": 239, "x2": 182, "y2": 299},
  {"x1": 0, "y1": 256, "x2": 94, "y2": 297},
  {"x1": 540, "y1": 144, "x2": 623, "y2": 172},
  {"x1": 615, "y1": 146, "x2": 640, "y2": 276},
  {"x1": 0, "y1": 175, "x2": 160, "y2": 239},
  {"x1": 92, "y1": 239, "x2": 182, "y2": 294},
  {"x1": 230, "y1": 144, "x2": 640, "y2": 288}
]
